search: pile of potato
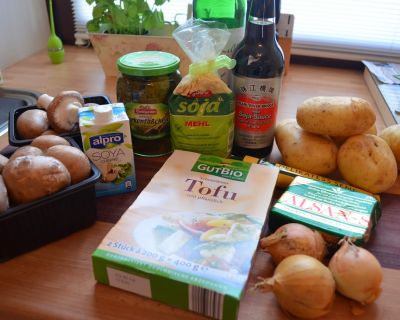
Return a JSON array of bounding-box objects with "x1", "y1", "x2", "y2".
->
[{"x1": 275, "y1": 96, "x2": 400, "y2": 193}]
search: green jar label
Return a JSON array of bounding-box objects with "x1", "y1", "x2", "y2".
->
[{"x1": 125, "y1": 102, "x2": 169, "y2": 140}]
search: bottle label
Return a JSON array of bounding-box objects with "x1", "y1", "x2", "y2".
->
[
  {"x1": 125, "y1": 102, "x2": 169, "y2": 140},
  {"x1": 233, "y1": 75, "x2": 282, "y2": 149},
  {"x1": 220, "y1": 27, "x2": 245, "y2": 85}
]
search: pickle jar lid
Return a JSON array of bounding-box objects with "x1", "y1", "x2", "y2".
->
[{"x1": 117, "y1": 51, "x2": 180, "y2": 77}]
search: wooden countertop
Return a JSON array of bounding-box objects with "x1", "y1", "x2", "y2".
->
[
  {"x1": 0, "y1": 46, "x2": 399, "y2": 319},
  {"x1": 1, "y1": 222, "x2": 399, "y2": 320}
]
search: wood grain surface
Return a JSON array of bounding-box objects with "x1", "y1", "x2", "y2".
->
[
  {"x1": 0, "y1": 222, "x2": 398, "y2": 320},
  {"x1": 1, "y1": 46, "x2": 399, "y2": 319}
]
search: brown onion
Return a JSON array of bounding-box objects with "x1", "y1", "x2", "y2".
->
[
  {"x1": 328, "y1": 238, "x2": 383, "y2": 305},
  {"x1": 255, "y1": 254, "x2": 336, "y2": 319},
  {"x1": 260, "y1": 223, "x2": 327, "y2": 265}
]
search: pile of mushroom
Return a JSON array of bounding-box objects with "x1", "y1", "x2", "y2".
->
[
  {"x1": 16, "y1": 90, "x2": 85, "y2": 139},
  {"x1": 0, "y1": 135, "x2": 91, "y2": 213}
]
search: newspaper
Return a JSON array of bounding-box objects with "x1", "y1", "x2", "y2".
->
[{"x1": 363, "y1": 60, "x2": 400, "y2": 85}]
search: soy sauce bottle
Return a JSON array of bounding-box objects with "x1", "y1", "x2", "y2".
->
[{"x1": 231, "y1": 0, "x2": 284, "y2": 158}]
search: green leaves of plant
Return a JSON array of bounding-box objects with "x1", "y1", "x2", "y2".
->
[
  {"x1": 87, "y1": 20, "x2": 100, "y2": 32},
  {"x1": 154, "y1": 0, "x2": 168, "y2": 6},
  {"x1": 127, "y1": 4, "x2": 138, "y2": 18},
  {"x1": 111, "y1": 7, "x2": 130, "y2": 32},
  {"x1": 93, "y1": 4, "x2": 106, "y2": 18},
  {"x1": 143, "y1": 9, "x2": 164, "y2": 31},
  {"x1": 86, "y1": 0, "x2": 172, "y2": 35}
]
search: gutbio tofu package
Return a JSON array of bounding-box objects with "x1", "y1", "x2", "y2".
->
[{"x1": 92, "y1": 150, "x2": 278, "y2": 319}]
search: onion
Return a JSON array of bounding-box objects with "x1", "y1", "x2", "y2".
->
[
  {"x1": 255, "y1": 254, "x2": 336, "y2": 319},
  {"x1": 328, "y1": 238, "x2": 383, "y2": 305},
  {"x1": 260, "y1": 223, "x2": 327, "y2": 265}
]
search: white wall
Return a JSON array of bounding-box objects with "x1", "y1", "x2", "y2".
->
[{"x1": 0, "y1": 0, "x2": 50, "y2": 69}]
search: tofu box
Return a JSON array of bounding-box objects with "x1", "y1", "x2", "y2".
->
[{"x1": 92, "y1": 150, "x2": 278, "y2": 320}]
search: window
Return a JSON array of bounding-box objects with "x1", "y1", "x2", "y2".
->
[
  {"x1": 72, "y1": 0, "x2": 400, "y2": 62},
  {"x1": 281, "y1": 0, "x2": 400, "y2": 62}
]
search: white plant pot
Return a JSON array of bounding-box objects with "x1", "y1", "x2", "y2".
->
[{"x1": 89, "y1": 33, "x2": 190, "y2": 77}]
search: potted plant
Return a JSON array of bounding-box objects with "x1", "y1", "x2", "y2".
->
[{"x1": 85, "y1": 0, "x2": 190, "y2": 76}]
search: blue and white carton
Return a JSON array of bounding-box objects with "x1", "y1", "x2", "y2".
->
[{"x1": 79, "y1": 103, "x2": 136, "y2": 197}]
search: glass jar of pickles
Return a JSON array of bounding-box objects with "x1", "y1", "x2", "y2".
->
[{"x1": 116, "y1": 51, "x2": 181, "y2": 157}]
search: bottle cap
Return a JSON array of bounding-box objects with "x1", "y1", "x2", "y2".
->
[
  {"x1": 117, "y1": 51, "x2": 180, "y2": 77},
  {"x1": 94, "y1": 104, "x2": 113, "y2": 122}
]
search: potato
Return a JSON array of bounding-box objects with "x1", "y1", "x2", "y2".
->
[
  {"x1": 338, "y1": 134, "x2": 397, "y2": 193},
  {"x1": 379, "y1": 124, "x2": 400, "y2": 169},
  {"x1": 331, "y1": 124, "x2": 377, "y2": 146},
  {"x1": 275, "y1": 119, "x2": 338, "y2": 175},
  {"x1": 297, "y1": 96, "x2": 376, "y2": 136}
]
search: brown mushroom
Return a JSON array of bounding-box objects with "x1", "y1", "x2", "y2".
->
[
  {"x1": 46, "y1": 145, "x2": 91, "y2": 184},
  {"x1": 40, "y1": 129, "x2": 58, "y2": 136},
  {"x1": 30, "y1": 135, "x2": 70, "y2": 152},
  {"x1": 0, "y1": 154, "x2": 9, "y2": 174},
  {"x1": 9, "y1": 146, "x2": 43, "y2": 161},
  {"x1": 2, "y1": 155, "x2": 71, "y2": 204},
  {"x1": 46, "y1": 91, "x2": 84, "y2": 133},
  {"x1": 16, "y1": 109, "x2": 49, "y2": 139},
  {"x1": 37, "y1": 93, "x2": 54, "y2": 110},
  {"x1": 0, "y1": 176, "x2": 9, "y2": 213}
]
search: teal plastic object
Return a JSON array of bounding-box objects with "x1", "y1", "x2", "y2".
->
[{"x1": 47, "y1": 0, "x2": 64, "y2": 64}]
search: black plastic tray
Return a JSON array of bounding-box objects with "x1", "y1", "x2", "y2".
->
[
  {"x1": 8, "y1": 95, "x2": 112, "y2": 147},
  {"x1": 0, "y1": 87, "x2": 40, "y2": 133},
  {"x1": 0, "y1": 139, "x2": 101, "y2": 261}
]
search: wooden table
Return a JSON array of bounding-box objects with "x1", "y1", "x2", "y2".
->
[{"x1": 0, "y1": 46, "x2": 399, "y2": 319}]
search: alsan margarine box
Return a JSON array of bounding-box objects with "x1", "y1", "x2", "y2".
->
[
  {"x1": 269, "y1": 176, "x2": 381, "y2": 244},
  {"x1": 92, "y1": 150, "x2": 278, "y2": 320}
]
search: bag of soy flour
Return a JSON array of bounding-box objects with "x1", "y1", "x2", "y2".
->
[
  {"x1": 92, "y1": 150, "x2": 278, "y2": 320},
  {"x1": 169, "y1": 19, "x2": 236, "y2": 158}
]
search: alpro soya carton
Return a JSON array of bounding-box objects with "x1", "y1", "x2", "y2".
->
[
  {"x1": 79, "y1": 103, "x2": 136, "y2": 197},
  {"x1": 92, "y1": 150, "x2": 278, "y2": 320}
]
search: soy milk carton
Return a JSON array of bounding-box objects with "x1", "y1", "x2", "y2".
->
[{"x1": 79, "y1": 103, "x2": 136, "y2": 197}]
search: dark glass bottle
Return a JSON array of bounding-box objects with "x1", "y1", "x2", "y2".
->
[{"x1": 231, "y1": 0, "x2": 284, "y2": 159}]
